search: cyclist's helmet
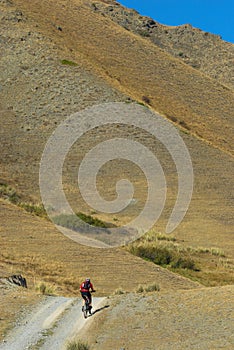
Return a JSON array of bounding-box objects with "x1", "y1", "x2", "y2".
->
[{"x1": 85, "y1": 278, "x2": 90, "y2": 282}]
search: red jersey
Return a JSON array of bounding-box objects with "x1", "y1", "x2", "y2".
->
[{"x1": 80, "y1": 281, "x2": 94, "y2": 293}]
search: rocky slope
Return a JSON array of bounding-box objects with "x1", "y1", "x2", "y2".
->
[{"x1": 94, "y1": 0, "x2": 234, "y2": 90}]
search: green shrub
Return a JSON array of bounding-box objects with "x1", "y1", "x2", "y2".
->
[
  {"x1": 19, "y1": 202, "x2": 46, "y2": 217},
  {"x1": 67, "y1": 340, "x2": 90, "y2": 350},
  {"x1": 61, "y1": 59, "x2": 78, "y2": 66},
  {"x1": 0, "y1": 183, "x2": 46, "y2": 217},
  {"x1": 156, "y1": 233, "x2": 176, "y2": 242},
  {"x1": 128, "y1": 243, "x2": 197, "y2": 271},
  {"x1": 171, "y1": 256, "x2": 196, "y2": 270},
  {"x1": 76, "y1": 212, "x2": 108, "y2": 228},
  {"x1": 0, "y1": 183, "x2": 20, "y2": 204},
  {"x1": 53, "y1": 212, "x2": 111, "y2": 232}
]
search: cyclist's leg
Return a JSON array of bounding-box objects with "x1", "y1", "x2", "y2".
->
[
  {"x1": 81, "y1": 292, "x2": 88, "y2": 306},
  {"x1": 87, "y1": 292, "x2": 92, "y2": 313}
]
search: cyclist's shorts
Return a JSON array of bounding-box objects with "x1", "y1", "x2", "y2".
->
[{"x1": 81, "y1": 291, "x2": 91, "y2": 302}]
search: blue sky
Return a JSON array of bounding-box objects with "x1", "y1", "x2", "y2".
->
[{"x1": 119, "y1": 1, "x2": 234, "y2": 43}]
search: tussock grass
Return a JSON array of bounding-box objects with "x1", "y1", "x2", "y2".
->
[
  {"x1": 136, "y1": 285, "x2": 144, "y2": 293},
  {"x1": 19, "y1": 202, "x2": 46, "y2": 217},
  {"x1": 127, "y1": 241, "x2": 197, "y2": 271},
  {"x1": 188, "y1": 246, "x2": 225, "y2": 257},
  {"x1": 0, "y1": 183, "x2": 47, "y2": 218},
  {"x1": 0, "y1": 183, "x2": 20, "y2": 204},
  {"x1": 66, "y1": 340, "x2": 90, "y2": 350},
  {"x1": 113, "y1": 288, "x2": 126, "y2": 295},
  {"x1": 35, "y1": 281, "x2": 57, "y2": 295},
  {"x1": 136, "y1": 283, "x2": 160, "y2": 293},
  {"x1": 53, "y1": 212, "x2": 114, "y2": 231},
  {"x1": 126, "y1": 230, "x2": 198, "y2": 271},
  {"x1": 145, "y1": 283, "x2": 160, "y2": 292},
  {"x1": 61, "y1": 59, "x2": 78, "y2": 66},
  {"x1": 144, "y1": 231, "x2": 176, "y2": 242}
]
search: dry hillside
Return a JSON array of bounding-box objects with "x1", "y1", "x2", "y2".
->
[
  {"x1": 82, "y1": 286, "x2": 234, "y2": 349},
  {"x1": 0, "y1": 0, "x2": 233, "y2": 346},
  {"x1": 94, "y1": 0, "x2": 234, "y2": 90}
]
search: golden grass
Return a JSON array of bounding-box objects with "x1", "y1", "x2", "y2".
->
[
  {"x1": 126, "y1": 230, "x2": 234, "y2": 287},
  {"x1": 0, "y1": 200, "x2": 199, "y2": 297},
  {"x1": 13, "y1": 0, "x2": 234, "y2": 155}
]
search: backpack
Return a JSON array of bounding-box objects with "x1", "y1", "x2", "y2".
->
[{"x1": 83, "y1": 281, "x2": 90, "y2": 290}]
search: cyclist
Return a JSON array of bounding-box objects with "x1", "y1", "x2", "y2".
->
[{"x1": 80, "y1": 278, "x2": 95, "y2": 314}]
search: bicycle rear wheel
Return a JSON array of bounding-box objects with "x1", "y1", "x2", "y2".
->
[{"x1": 83, "y1": 300, "x2": 89, "y2": 319}]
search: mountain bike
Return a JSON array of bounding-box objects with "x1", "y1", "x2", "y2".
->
[{"x1": 82, "y1": 291, "x2": 95, "y2": 319}]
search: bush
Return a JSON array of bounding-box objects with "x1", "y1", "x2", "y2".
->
[
  {"x1": 113, "y1": 288, "x2": 125, "y2": 295},
  {"x1": 156, "y1": 233, "x2": 176, "y2": 242},
  {"x1": 76, "y1": 212, "x2": 108, "y2": 228},
  {"x1": 129, "y1": 244, "x2": 173, "y2": 265},
  {"x1": 138, "y1": 30, "x2": 150, "y2": 37},
  {"x1": 0, "y1": 183, "x2": 47, "y2": 217},
  {"x1": 61, "y1": 59, "x2": 78, "y2": 66},
  {"x1": 142, "y1": 95, "x2": 151, "y2": 104},
  {"x1": 53, "y1": 212, "x2": 112, "y2": 232},
  {"x1": 67, "y1": 340, "x2": 90, "y2": 350},
  {"x1": 19, "y1": 202, "x2": 46, "y2": 217},
  {"x1": 127, "y1": 242, "x2": 197, "y2": 271},
  {"x1": 35, "y1": 282, "x2": 57, "y2": 295},
  {"x1": 144, "y1": 283, "x2": 160, "y2": 292},
  {"x1": 0, "y1": 183, "x2": 20, "y2": 204},
  {"x1": 171, "y1": 257, "x2": 196, "y2": 270},
  {"x1": 136, "y1": 283, "x2": 160, "y2": 293},
  {"x1": 210, "y1": 248, "x2": 225, "y2": 257},
  {"x1": 136, "y1": 285, "x2": 144, "y2": 293}
]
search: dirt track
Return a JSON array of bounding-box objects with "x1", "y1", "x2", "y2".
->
[{"x1": 0, "y1": 296, "x2": 105, "y2": 350}]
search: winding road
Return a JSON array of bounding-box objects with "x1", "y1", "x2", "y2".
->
[{"x1": 0, "y1": 296, "x2": 105, "y2": 350}]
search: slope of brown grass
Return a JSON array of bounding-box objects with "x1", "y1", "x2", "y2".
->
[
  {"x1": 0, "y1": 200, "x2": 200, "y2": 295},
  {"x1": 95, "y1": 0, "x2": 234, "y2": 90},
  {"x1": 10, "y1": 0, "x2": 234, "y2": 156},
  {"x1": 82, "y1": 285, "x2": 234, "y2": 349}
]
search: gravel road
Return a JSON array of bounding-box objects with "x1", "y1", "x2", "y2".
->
[{"x1": 0, "y1": 296, "x2": 105, "y2": 350}]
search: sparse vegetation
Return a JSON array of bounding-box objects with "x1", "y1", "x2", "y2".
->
[
  {"x1": 142, "y1": 95, "x2": 151, "y2": 105},
  {"x1": 35, "y1": 282, "x2": 57, "y2": 295},
  {"x1": 66, "y1": 340, "x2": 90, "y2": 350},
  {"x1": 19, "y1": 202, "x2": 46, "y2": 217},
  {"x1": 127, "y1": 242, "x2": 197, "y2": 270},
  {"x1": 188, "y1": 246, "x2": 226, "y2": 257},
  {"x1": 136, "y1": 285, "x2": 144, "y2": 293},
  {"x1": 138, "y1": 30, "x2": 150, "y2": 37},
  {"x1": 53, "y1": 212, "x2": 112, "y2": 232},
  {"x1": 113, "y1": 288, "x2": 126, "y2": 295},
  {"x1": 144, "y1": 283, "x2": 160, "y2": 292},
  {"x1": 76, "y1": 212, "x2": 108, "y2": 227},
  {"x1": 179, "y1": 120, "x2": 190, "y2": 130},
  {"x1": 136, "y1": 283, "x2": 160, "y2": 293},
  {"x1": 0, "y1": 183, "x2": 20, "y2": 204},
  {"x1": 126, "y1": 230, "x2": 199, "y2": 272},
  {"x1": 210, "y1": 248, "x2": 225, "y2": 257},
  {"x1": 61, "y1": 59, "x2": 78, "y2": 66},
  {"x1": 0, "y1": 183, "x2": 47, "y2": 217}
]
